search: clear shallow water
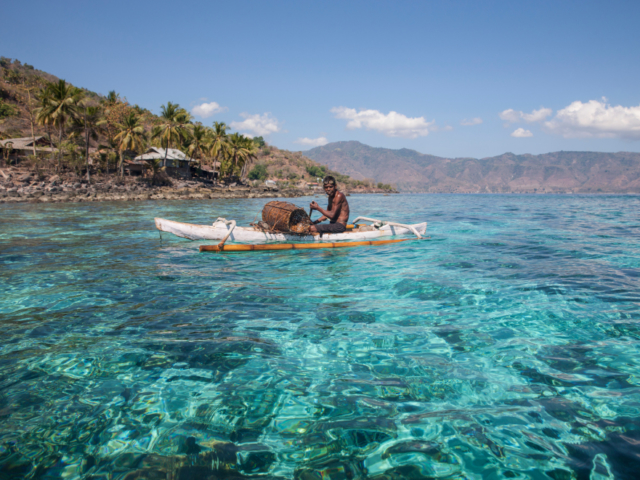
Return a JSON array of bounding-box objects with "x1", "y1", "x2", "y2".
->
[{"x1": 1, "y1": 194, "x2": 639, "y2": 480}]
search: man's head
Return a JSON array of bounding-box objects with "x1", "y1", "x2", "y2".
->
[{"x1": 323, "y1": 176, "x2": 337, "y2": 195}]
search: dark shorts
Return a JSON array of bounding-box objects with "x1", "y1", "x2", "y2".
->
[{"x1": 315, "y1": 222, "x2": 347, "y2": 235}]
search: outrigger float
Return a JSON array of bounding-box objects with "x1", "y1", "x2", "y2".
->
[{"x1": 155, "y1": 201, "x2": 427, "y2": 252}]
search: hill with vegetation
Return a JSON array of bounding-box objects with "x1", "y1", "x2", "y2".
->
[
  {"x1": 0, "y1": 57, "x2": 393, "y2": 193},
  {"x1": 305, "y1": 141, "x2": 640, "y2": 193}
]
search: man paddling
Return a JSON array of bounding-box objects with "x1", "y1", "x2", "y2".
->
[{"x1": 309, "y1": 176, "x2": 350, "y2": 235}]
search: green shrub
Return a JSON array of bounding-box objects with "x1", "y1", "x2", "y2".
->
[
  {"x1": 248, "y1": 163, "x2": 268, "y2": 181},
  {"x1": 305, "y1": 164, "x2": 327, "y2": 178},
  {"x1": 0, "y1": 100, "x2": 17, "y2": 118},
  {"x1": 253, "y1": 136, "x2": 265, "y2": 148},
  {"x1": 3, "y1": 69, "x2": 22, "y2": 85},
  {"x1": 133, "y1": 104, "x2": 149, "y2": 115}
]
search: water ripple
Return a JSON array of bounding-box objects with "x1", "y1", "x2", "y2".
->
[{"x1": 1, "y1": 194, "x2": 640, "y2": 478}]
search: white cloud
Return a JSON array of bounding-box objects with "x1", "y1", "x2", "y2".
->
[
  {"x1": 511, "y1": 128, "x2": 533, "y2": 138},
  {"x1": 331, "y1": 106, "x2": 434, "y2": 138},
  {"x1": 460, "y1": 117, "x2": 483, "y2": 126},
  {"x1": 230, "y1": 113, "x2": 281, "y2": 136},
  {"x1": 499, "y1": 109, "x2": 521, "y2": 123},
  {"x1": 544, "y1": 99, "x2": 640, "y2": 139},
  {"x1": 499, "y1": 107, "x2": 552, "y2": 123},
  {"x1": 294, "y1": 137, "x2": 329, "y2": 147},
  {"x1": 523, "y1": 108, "x2": 553, "y2": 123},
  {"x1": 191, "y1": 101, "x2": 227, "y2": 118}
]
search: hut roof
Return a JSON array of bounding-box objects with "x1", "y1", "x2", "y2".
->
[
  {"x1": 134, "y1": 147, "x2": 192, "y2": 162},
  {"x1": 0, "y1": 136, "x2": 54, "y2": 151},
  {"x1": 0, "y1": 136, "x2": 57, "y2": 152}
]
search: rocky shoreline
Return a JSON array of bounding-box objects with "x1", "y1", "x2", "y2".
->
[
  {"x1": 0, "y1": 178, "x2": 308, "y2": 204},
  {"x1": 0, "y1": 169, "x2": 395, "y2": 204}
]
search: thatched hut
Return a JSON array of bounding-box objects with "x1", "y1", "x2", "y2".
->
[{"x1": 134, "y1": 147, "x2": 194, "y2": 179}]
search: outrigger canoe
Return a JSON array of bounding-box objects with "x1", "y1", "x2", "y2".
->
[{"x1": 155, "y1": 217, "x2": 427, "y2": 243}]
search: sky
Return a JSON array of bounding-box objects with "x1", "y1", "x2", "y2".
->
[{"x1": 3, "y1": 0, "x2": 640, "y2": 158}]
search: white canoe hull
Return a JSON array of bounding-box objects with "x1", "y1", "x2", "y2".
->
[{"x1": 155, "y1": 218, "x2": 427, "y2": 243}]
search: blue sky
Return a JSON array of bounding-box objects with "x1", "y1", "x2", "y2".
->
[{"x1": 3, "y1": 0, "x2": 640, "y2": 158}]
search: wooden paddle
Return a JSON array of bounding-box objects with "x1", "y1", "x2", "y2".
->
[{"x1": 200, "y1": 238, "x2": 409, "y2": 252}]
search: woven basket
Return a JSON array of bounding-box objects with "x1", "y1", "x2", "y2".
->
[{"x1": 262, "y1": 201, "x2": 311, "y2": 234}]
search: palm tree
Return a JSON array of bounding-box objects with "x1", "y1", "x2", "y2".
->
[
  {"x1": 35, "y1": 91, "x2": 57, "y2": 168},
  {"x1": 151, "y1": 102, "x2": 194, "y2": 167},
  {"x1": 114, "y1": 112, "x2": 146, "y2": 177},
  {"x1": 227, "y1": 133, "x2": 254, "y2": 178},
  {"x1": 187, "y1": 124, "x2": 207, "y2": 161},
  {"x1": 206, "y1": 121, "x2": 228, "y2": 182},
  {"x1": 240, "y1": 136, "x2": 258, "y2": 179},
  {"x1": 186, "y1": 124, "x2": 208, "y2": 179},
  {"x1": 97, "y1": 138, "x2": 119, "y2": 176},
  {"x1": 102, "y1": 90, "x2": 121, "y2": 106},
  {"x1": 70, "y1": 104, "x2": 104, "y2": 182},
  {"x1": 37, "y1": 80, "x2": 82, "y2": 172}
]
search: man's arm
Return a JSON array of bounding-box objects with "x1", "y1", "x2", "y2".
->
[{"x1": 311, "y1": 194, "x2": 345, "y2": 220}]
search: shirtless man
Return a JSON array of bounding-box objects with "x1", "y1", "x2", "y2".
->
[{"x1": 309, "y1": 176, "x2": 350, "y2": 235}]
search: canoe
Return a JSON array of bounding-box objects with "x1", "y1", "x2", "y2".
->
[
  {"x1": 155, "y1": 217, "x2": 427, "y2": 243},
  {"x1": 200, "y1": 238, "x2": 410, "y2": 252}
]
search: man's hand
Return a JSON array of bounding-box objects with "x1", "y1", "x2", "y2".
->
[{"x1": 310, "y1": 201, "x2": 319, "y2": 211}]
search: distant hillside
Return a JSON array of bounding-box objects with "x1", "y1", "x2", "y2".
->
[
  {"x1": 0, "y1": 57, "x2": 391, "y2": 191},
  {"x1": 305, "y1": 141, "x2": 640, "y2": 193}
]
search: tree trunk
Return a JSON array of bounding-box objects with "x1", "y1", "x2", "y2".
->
[
  {"x1": 212, "y1": 151, "x2": 219, "y2": 184},
  {"x1": 233, "y1": 152, "x2": 238, "y2": 178},
  {"x1": 163, "y1": 139, "x2": 168, "y2": 168},
  {"x1": 119, "y1": 151, "x2": 124, "y2": 177},
  {"x1": 25, "y1": 87, "x2": 36, "y2": 157},
  {"x1": 30, "y1": 119, "x2": 37, "y2": 157},
  {"x1": 190, "y1": 147, "x2": 201, "y2": 179},
  {"x1": 46, "y1": 126, "x2": 54, "y2": 172},
  {"x1": 84, "y1": 108, "x2": 91, "y2": 183},
  {"x1": 58, "y1": 124, "x2": 63, "y2": 173}
]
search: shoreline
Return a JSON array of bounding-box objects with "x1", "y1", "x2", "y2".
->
[
  {"x1": 0, "y1": 189, "x2": 396, "y2": 204},
  {"x1": 0, "y1": 172, "x2": 396, "y2": 204},
  {"x1": 0, "y1": 184, "x2": 312, "y2": 204},
  {"x1": 3, "y1": 185, "x2": 637, "y2": 204}
]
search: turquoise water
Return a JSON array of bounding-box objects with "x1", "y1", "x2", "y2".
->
[{"x1": 1, "y1": 194, "x2": 639, "y2": 479}]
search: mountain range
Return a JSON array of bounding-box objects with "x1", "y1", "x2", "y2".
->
[{"x1": 304, "y1": 141, "x2": 640, "y2": 193}]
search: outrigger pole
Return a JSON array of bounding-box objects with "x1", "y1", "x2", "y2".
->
[
  {"x1": 350, "y1": 217, "x2": 424, "y2": 239},
  {"x1": 213, "y1": 217, "x2": 237, "y2": 249},
  {"x1": 200, "y1": 238, "x2": 409, "y2": 253}
]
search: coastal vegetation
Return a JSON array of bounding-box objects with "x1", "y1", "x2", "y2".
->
[{"x1": 0, "y1": 57, "x2": 395, "y2": 193}]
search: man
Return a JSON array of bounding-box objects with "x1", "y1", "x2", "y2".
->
[{"x1": 309, "y1": 176, "x2": 350, "y2": 235}]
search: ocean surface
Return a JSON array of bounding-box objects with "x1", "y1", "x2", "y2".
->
[{"x1": 1, "y1": 193, "x2": 639, "y2": 480}]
